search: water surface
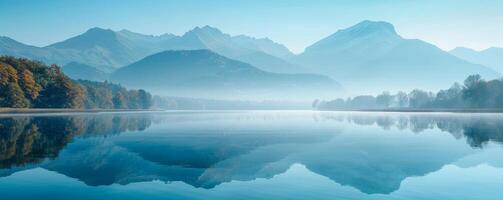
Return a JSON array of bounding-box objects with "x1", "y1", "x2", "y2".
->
[{"x1": 0, "y1": 111, "x2": 502, "y2": 199}]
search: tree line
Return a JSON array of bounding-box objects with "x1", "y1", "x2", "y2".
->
[
  {"x1": 315, "y1": 74, "x2": 503, "y2": 110},
  {"x1": 0, "y1": 56, "x2": 152, "y2": 109}
]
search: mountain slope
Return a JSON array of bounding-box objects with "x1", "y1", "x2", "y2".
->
[
  {"x1": 45, "y1": 27, "x2": 161, "y2": 70},
  {"x1": 161, "y1": 26, "x2": 303, "y2": 73},
  {"x1": 62, "y1": 62, "x2": 109, "y2": 81},
  {"x1": 293, "y1": 20, "x2": 499, "y2": 93},
  {"x1": 111, "y1": 50, "x2": 342, "y2": 100},
  {"x1": 1, "y1": 27, "x2": 301, "y2": 75},
  {"x1": 0, "y1": 28, "x2": 175, "y2": 72},
  {"x1": 450, "y1": 47, "x2": 503, "y2": 74},
  {"x1": 0, "y1": 36, "x2": 64, "y2": 65}
]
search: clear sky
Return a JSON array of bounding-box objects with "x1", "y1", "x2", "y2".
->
[{"x1": 1, "y1": 0, "x2": 502, "y2": 53}]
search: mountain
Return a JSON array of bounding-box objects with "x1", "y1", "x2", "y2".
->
[
  {"x1": 450, "y1": 47, "x2": 503, "y2": 74},
  {"x1": 293, "y1": 20, "x2": 500, "y2": 93},
  {"x1": 160, "y1": 26, "x2": 303, "y2": 73},
  {"x1": 62, "y1": 62, "x2": 109, "y2": 81},
  {"x1": 45, "y1": 27, "x2": 174, "y2": 71},
  {"x1": 231, "y1": 35, "x2": 294, "y2": 60},
  {"x1": 1, "y1": 26, "x2": 302, "y2": 76},
  {"x1": 0, "y1": 36, "x2": 65, "y2": 65},
  {"x1": 0, "y1": 28, "x2": 175, "y2": 73},
  {"x1": 111, "y1": 50, "x2": 342, "y2": 100}
]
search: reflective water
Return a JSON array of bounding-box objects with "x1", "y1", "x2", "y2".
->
[{"x1": 0, "y1": 111, "x2": 502, "y2": 199}]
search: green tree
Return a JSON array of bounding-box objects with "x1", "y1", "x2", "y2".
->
[
  {"x1": 37, "y1": 76, "x2": 84, "y2": 108},
  {"x1": 2, "y1": 83, "x2": 28, "y2": 108},
  {"x1": 113, "y1": 91, "x2": 127, "y2": 109},
  {"x1": 138, "y1": 89, "x2": 152, "y2": 109},
  {"x1": 462, "y1": 74, "x2": 489, "y2": 108}
]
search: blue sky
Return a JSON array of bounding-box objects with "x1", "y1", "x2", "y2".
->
[{"x1": 1, "y1": 0, "x2": 502, "y2": 53}]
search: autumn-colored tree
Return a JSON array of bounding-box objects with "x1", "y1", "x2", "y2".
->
[
  {"x1": 1, "y1": 56, "x2": 152, "y2": 109},
  {"x1": 19, "y1": 70, "x2": 41, "y2": 100}
]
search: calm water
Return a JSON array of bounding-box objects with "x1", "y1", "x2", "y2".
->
[{"x1": 0, "y1": 111, "x2": 502, "y2": 200}]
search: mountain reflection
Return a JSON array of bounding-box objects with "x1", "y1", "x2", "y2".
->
[{"x1": 0, "y1": 112, "x2": 502, "y2": 195}]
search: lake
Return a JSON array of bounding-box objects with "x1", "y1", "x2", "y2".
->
[{"x1": 0, "y1": 111, "x2": 502, "y2": 200}]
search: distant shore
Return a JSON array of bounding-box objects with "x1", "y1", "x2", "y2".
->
[
  {"x1": 0, "y1": 108, "x2": 162, "y2": 114},
  {"x1": 317, "y1": 108, "x2": 503, "y2": 113}
]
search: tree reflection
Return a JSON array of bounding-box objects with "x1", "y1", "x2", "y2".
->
[
  {"x1": 319, "y1": 113, "x2": 503, "y2": 148},
  {"x1": 0, "y1": 115, "x2": 152, "y2": 168}
]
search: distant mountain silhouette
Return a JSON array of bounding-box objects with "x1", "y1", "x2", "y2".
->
[
  {"x1": 2, "y1": 22, "x2": 500, "y2": 94},
  {"x1": 292, "y1": 20, "x2": 499, "y2": 93},
  {"x1": 450, "y1": 47, "x2": 503, "y2": 74},
  {"x1": 62, "y1": 62, "x2": 109, "y2": 81},
  {"x1": 0, "y1": 36, "x2": 65, "y2": 65},
  {"x1": 0, "y1": 28, "x2": 173, "y2": 72},
  {"x1": 111, "y1": 50, "x2": 342, "y2": 100},
  {"x1": 160, "y1": 26, "x2": 302, "y2": 73},
  {"x1": 1, "y1": 26, "x2": 302, "y2": 76}
]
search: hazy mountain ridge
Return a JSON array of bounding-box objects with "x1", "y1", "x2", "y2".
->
[
  {"x1": 292, "y1": 20, "x2": 500, "y2": 93},
  {"x1": 450, "y1": 47, "x2": 503, "y2": 74},
  {"x1": 1, "y1": 28, "x2": 161, "y2": 72},
  {"x1": 111, "y1": 49, "x2": 342, "y2": 100},
  {"x1": 160, "y1": 26, "x2": 303, "y2": 73},
  {"x1": 2, "y1": 21, "x2": 501, "y2": 95},
  {"x1": 0, "y1": 26, "x2": 301, "y2": 74},
  {"x1": 62, "y1": 62, "x2": 109, "y2": 82}
]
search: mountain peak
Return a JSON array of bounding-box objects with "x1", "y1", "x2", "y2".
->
[
  {"x1": 340, "y1": 20, "x2": 398, "y2": 38},
  {"x1": 303, "y1": 20, "x2": 400, "y2": 53},
  {"x1": 450, "y1": 47, "x2": 478, "y2": 53},
  {"x1": 189, "y1": 25, "x2": 224, "y2": 35},
  {"x1": 48, "y1": 27, "x2": 119, "y2": 49},
  {"x1": 85, "y1": 27, "x2": 115, "y2": 35}
]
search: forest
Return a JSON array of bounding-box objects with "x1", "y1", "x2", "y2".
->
[
  {"x1": 315, "y1": 74, "x2": 503, "y2": 110},
  {"x1": 0, "y1": 56, "x2": 152, "y2": 109}
]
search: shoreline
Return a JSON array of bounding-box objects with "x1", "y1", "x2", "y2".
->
[
  {"x1": 0, "y1": 108, "x2": 163, "y2": 114},
  {"x1": 317, "y1": 108, "x2": 503, "y2": 113}
]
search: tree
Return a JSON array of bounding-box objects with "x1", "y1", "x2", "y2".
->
[
  {"x1": 409, "y1": 89, "x2": 434, "y2": 108},
  {"x1": 113, "y1": 91, "x2": 127, "y2": 109},
  {"x1": 395, "y1": 91, "x2": 408, "y2": 108},
  {"x1": 37, "y1": 76, "x2": 84, "y2": 108},
  {"x1": 433, "y1": 83, "x2": 464, "y2": 108},
  {"x1": 376, "y1": 91, "x2": 393, "y2": 108},
  {"x1": 1, "y1": 83, "x2": 28, "y2": 108},
  {"x1": 462, "y1": 74, "x2": 489, "y2": 108},
  {"x1": 312, "y1": 99, "x2": 320, "y2": 109},
  {"x1": 138, "y1": 89, "x2": 152, "y2": 109},
  {"x1": 20, "y1": 70, "x2": 41, "y2": 100}
]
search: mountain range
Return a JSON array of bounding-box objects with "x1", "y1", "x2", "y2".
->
[
  {"x1": 111, "y1": 50, "x2": 341, "y2": 100},
  {"x1": 449, "y1": 47, "x2": 503, "y2": 74},
  {"x1": 0, "y1": 26, "x2": 299, "y2": 74},
  {"x1": 1, "y1": 20, "x2": 502, "y2": 97},
  {"x1": 292, "y1": 20, "x2": 499, "y2": 93}
]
